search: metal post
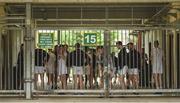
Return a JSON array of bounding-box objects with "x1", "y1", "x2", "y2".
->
[
  {"x1": 25, "y1": 3, "x2": 32, "y2": 99},
  {"x1": 31, "y1": 29, "x2": 35, "y2": 93},
  {"x1": 0, "y1": 28, "x2": 2, "y2": 89},
  {"x1": 173, "y1": 30, "x2": 177, "y2": 89},
  {"x1": 165, "y1": 30, "x2": 170, "y2": 89},
  {"x1": 104, "y1": 30, "x2": 110, "y2": 98}
]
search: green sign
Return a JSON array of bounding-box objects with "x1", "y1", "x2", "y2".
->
[
  {"x1": 38, "y1": 33, "x2": 54, "y2": 48},
  {"x1": 84, "y1": 33, "x2": 97, "y2": 44}
]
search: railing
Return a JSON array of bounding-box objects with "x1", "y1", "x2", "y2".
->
[{"x1": 0, "y1": 28, "x2": 179, "y2": 99}]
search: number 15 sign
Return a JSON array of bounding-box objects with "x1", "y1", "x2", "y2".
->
[{"x1": 84, "y1": 33, "x2": 97, "y2": 44}]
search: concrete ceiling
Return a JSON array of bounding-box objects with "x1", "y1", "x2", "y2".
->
[{"x1": 2, "y1": 3, "x2": 173, "y2": 27}]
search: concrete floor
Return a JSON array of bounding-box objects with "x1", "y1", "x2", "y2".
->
[{"x1": 0, "y1": 97, "x2": 180, "y2": 103}]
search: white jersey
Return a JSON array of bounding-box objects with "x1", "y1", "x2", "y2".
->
[
  {"x1": 152, "y1": 47, "x2": 163, "y2": 74},
  {"x1": 57, "y1": 57, "x2": 67, "y2": 75},
  {"x1": 46, "y1": 52, "x2": 56, "y2": 73}
]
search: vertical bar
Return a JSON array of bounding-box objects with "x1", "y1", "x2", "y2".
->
[
  {"x1": 68, "y1": 29, "x2": 72, "y2": 90},
  {"x1": 31, "y1": 29, "x2": 35, "y2": 92},
  {"x1": 15, "y1": 30, "x2": 17, "y2": 90},
  {"x1": 84, "y1": 29, "x2": 86, "y2": 90},
  {"x1": 139, "y1": 31, "x2": 141, "y2": 89},
  {"x1": 140, "y1": 31, "x2": 142, "y2": 89},
  {"x1": 151, "y1": 29, "x2": 154, "y2": 89},
  {"x1": 100, "y1": 29, "x2": 102, "y2": 46},
  {"x1": 58, "y1": 30, "x2": 60, "y2": 45},
  {"x1": 21, "y1": 30, "x2": 24, "y2": 92},
  {"x1": 162, "y1": 30, "x2": 166, "y2": 89},
  {"x1": 111, "y1": 30, "x2": 115, "y2": 90},
  {"x1": 109, "y1": 30, "x2": 111, "y2": 89},
  {"x1": 170, "y1": 30, "x2": 173, "y2": 89},
  {"x1": 146, "y1": 31, "x2": 152, "y2": 88},
  {"x1": 7, "y1": 30, "x2": 10, "y2": 90},
  {"x1": 80, "y1": 29, "x2": 83, "y2": 90},
  {"x1": 159, "y1": 29, "x2": 163, "y2": 89},
  {"x1": 123, "y1": 29, "x2": 126, "y2": 89},
  {"x1": 11, "y1": 31, "x2": 13, "y2": 90},
  {"x1": 166, "y1": 30, "x2": 169, "y2": 89},
  {"x1": 173, "y1": 30, "x2": 177, "y2": 89},
  {"x1": 104, "y1": 30, "x2": 110, "y2": 97},
  {"x1": 25, "y1": 3, "x2": 32, "y2": 99},
  {"x1": 142, "y1": 31, "x2": 146, "y2": 89},
  {"x1": 0, "y1": 28, "x2": 2, "y2": 90},
  {"x1": 35, "y1": 30, "x2": 39, "y2": 90},
  {"x1": 15, "y1": 30, "x2": 18, "y2": 89},
  {"x1": 179, "y1": 31, "x2": 180, "y2": 89},
  {"x1": 17, "y1": 30, "x2": 20, "y2": 90},
  {"x1": 4, "y1": 30, "x2": 8, "y2": 90}
]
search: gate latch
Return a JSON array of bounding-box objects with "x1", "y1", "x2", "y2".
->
[{"x1": 24, "y1": 36, "x2": 34, "y2": 41}]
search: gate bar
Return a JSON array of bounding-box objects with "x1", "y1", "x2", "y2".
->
[
  {"x1": 34, "y1": 27, "x2": 176, "y2": 30},
  {"x1": 110, "y1": 89, "x2": 180, "y2": 93}
]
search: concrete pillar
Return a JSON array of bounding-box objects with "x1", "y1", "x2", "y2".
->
[{"x1": 24, "y1": 3, "x2": 32, "y2": 99}]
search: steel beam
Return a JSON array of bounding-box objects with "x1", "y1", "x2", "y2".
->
[
  {"x1": 35, "y1": 18, "x2": 142, "y2": 22},
  {"x1": 34, "y1": 25, "x2": 176, "y2": 30}
]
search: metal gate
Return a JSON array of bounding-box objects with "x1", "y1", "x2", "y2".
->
[
  {"x1": 31, "y1": 27, "x2": 180, "y2": 97},
  {"x1": 0, "y1": 28, "x2": 25, "y2": 97}
]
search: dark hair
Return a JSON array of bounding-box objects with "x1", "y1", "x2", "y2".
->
[
  {"x1": 96, "y1": 46, "x2": 104, "y2": 50},
  {"x1": 92, "y1": 49, "x2": 96, "y2": 53},
  {"x1": 154, "y1": 40, "x2": 159, "y2": 45},
  {"x1": 48, "y1": 48, "x2": 52, "y2": 51},
  {"x1": 84, "y1": 46, "x2": 89, "y2": 52},
  {"x1": 75, "y1": 43, "x2": 81, "y2": 49},
  {"x1": 21, "y1": 44, "x2": 24, "y2": 47},
  {"x1": 127, "y1": 42, "x2": 133, "y2": 45},
  {"x1": 116, "y1": 41, "x2": 122, "y2": 45},
  {"x1": 54, "y1": 45, "x2": 59, "y2": 49},
  {"x1": 64, "y1": 44, "x2": 68, "y2": 47},
  {"x1": 59, "y1": 44, "x2": 64, "y2": 48},
  {"x1": 20, "y1": 44, "x2": 24, "y2": 50}
]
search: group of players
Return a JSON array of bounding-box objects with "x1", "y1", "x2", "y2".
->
[{"x1": 34, "y1": 40, "x2": 163, "y2": 90}]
